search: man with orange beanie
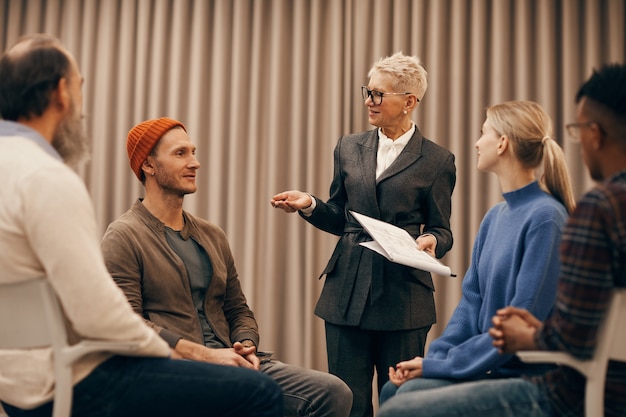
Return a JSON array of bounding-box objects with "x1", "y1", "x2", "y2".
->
[{"x1": 101, "y1": 117, "x2": 353, "y2": 417}]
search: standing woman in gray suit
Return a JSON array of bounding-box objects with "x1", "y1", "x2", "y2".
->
[{"x1": 271, "y1": 52, "x2": 456, "y2": 417}]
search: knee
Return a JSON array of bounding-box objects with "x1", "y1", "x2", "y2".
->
[
  {"x1": 332, "y1": 375, "x2": 353, "y2": 403},
  {"x1": 379, "y1": 380, "x2": 398, "y2": 405},
  {"x1": 325, "y1": 375, "x2": 353, "y2": 416}
]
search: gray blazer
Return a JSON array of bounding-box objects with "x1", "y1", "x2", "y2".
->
[{"x1": 302, "y1": 127, "x2": 456, "y2": 330}]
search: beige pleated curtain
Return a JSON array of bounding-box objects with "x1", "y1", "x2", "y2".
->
[{"x1": 2, "y1": 0, "x2": 624, "y2": 375}]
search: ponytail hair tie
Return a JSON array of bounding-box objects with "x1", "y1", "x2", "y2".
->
[{"x1": 541, "y1": 136, "x2": 550, "y2": 145}]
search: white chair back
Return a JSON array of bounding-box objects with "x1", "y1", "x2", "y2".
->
[
  {"x1": 0, "y1": 278, "x2": 68, "y2": 349},
  {"x1": 0, "y1": 278, "x2": 140, "y2": 417},
  {"x1": 518, "y1": 288, "x2": 626, "y2": 417}
]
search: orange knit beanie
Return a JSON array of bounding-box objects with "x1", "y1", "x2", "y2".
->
[{"x1": 126, "y1": 117, "x2": 186, "y2": 181}]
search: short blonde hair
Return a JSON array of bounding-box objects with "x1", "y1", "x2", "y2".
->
[{"x1": 368, "y1": 52, "x2": 428, "y2": 101}]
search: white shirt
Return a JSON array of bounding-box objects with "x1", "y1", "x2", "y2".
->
[{"x1": 376, "y1": 123, "x2": 415, "y2": 179}]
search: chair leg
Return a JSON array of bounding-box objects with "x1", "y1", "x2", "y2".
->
[
  {"x1": 584, "y1": 374, "x2": 606, "y2": 417},
  {"x1": 51, "y1": 366, "x2": 74, "y2": 417}
]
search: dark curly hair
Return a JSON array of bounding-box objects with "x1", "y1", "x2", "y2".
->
[{"x1": 576, "y1": 63, "x2": 626, "y2": 118}]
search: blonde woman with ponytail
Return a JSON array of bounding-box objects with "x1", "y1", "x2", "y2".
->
[
  {"x1": 485, "y1": 101, "x2": 575, "y2": 214},
  {"x1": 380, "y1": 100, "x2": 574, "y2": 406}
]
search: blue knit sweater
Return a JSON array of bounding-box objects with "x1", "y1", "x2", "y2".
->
[{"x1": 422, "y1": 181, "x2": 568, "y2": 380}]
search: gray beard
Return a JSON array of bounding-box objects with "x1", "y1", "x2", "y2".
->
[{"x1": 51, "y1": 111, "x2": 90, "y2": 169}]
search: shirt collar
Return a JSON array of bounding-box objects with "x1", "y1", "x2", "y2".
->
[
  {"x1": 378, "y1": 122, "x2": 415, "y2": 148},
  {"x1": 0, "y1": 120, "x2": 62, "y2": 161}
]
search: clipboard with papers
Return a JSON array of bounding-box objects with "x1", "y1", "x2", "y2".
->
[{"x1": 350, "y1": 211, "x2": 456, "y2": 277}]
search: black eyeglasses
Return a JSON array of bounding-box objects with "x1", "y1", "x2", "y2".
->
[
  {"x1": 361, "y1": 86, "x2": 415, "y2": 106},
  {"x1": 565, "y1": 121, "x2": 599, "y2": 142}
]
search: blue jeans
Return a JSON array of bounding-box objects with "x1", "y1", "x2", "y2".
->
[
  {"x1": 2, "y1": 356, "x2": 283, "y2": 417},
  {"x1": 379, "y1": 377, "x2": 456, "y2": 404},
  {"x1": 377, "y1": 378, "x2": 553, "y2": 417},
  {"x1": 260, "y1": 360, "x2": 352, "y2": 417}
]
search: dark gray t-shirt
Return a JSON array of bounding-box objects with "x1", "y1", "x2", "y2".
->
[{"x1": 165, "y1": 227, "x2": 225, "y2": 348}]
